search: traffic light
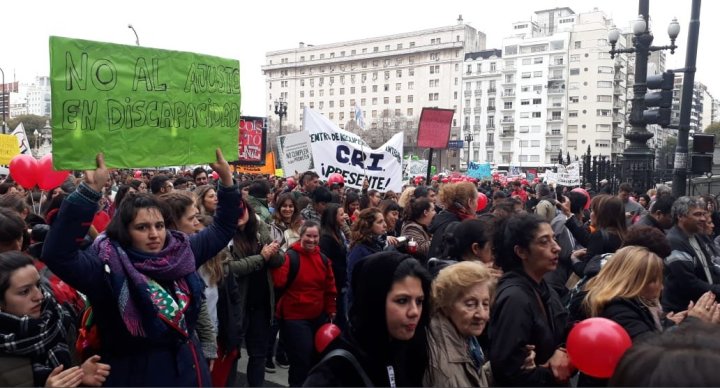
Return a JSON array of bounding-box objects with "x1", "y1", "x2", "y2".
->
[{"x1": 643, "y1": 70, "x2": 674, "y2": 127}]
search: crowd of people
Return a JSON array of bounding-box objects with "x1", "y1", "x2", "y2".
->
[{"x1": 2, "y1": 155, "x2": 720, "y2": 387}]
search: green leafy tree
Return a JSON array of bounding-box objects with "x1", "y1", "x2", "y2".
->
[
  {"x1": 705, "y1": 122, "x2": 720, "y2": 137},
  {"x1": 7, "y1": 114, "x2": 49, "y2": 132}
]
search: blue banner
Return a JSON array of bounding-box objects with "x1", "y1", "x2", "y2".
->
[{"x1": 468, "y1": 161, "x2": 492, "y2": 179}]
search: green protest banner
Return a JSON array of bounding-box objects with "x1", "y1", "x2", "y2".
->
[{"x1": 50, "y1": 36, "x2": 241, "y2": 169}]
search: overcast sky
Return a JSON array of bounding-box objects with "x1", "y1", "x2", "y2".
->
[{"x1": 3, "y1": 0, "x2": 717, "y2": 117}]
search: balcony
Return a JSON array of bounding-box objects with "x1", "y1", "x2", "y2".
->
[
  {"x1": 612, "y1": 114, "x2": 624, "y2": 123},
  {"x1": 549, "y1": 60, "x2": 565, "y2": 68},
  {"x1": 502, "y1": 66, "x2": 516, "y2": 72},
  {"x1": 464, "y1": 90, "x2": 472, "y2": 97},
  {"x1": 500, "y1": 130, "x2": 515, "y2": 138},
  {"x1": 474, "y1": 105, "x2": 483, "y2": 111},
  {"x1": 546, "y1": 131, "x2": 562, "y2": 137},
  {"x1": 548, "y1": 75, "x2": 564, "y2": 80},
  {"x1": 486, "y1": 141, "x2": 495, "y2": 147},
  {"x1": 487, "y1": 125, "x2": 495, "y2": 131},
  {"x1": 474, "y1": 90, "x2": 482, "y2": 96},
  {"x1": 502, "y1": 91, "x2": 516, "y2": 98},
  {"x1": 500, "y1": 118, "x2": 514, "y2": 124},
  {"x1": 463, "y1": 108, "x2": 471, "y2": 114},
  {"x1": 473, "y1": 124, "x2": 481, "y2": 131},
  {"x1": 487, "y1": 88, "x2": 497, "y2": 94},
  {"x1": 546, "y1": 146, "x2": 562, "y2": 152},
  {"x1": 487, "y1": 106, "x2": 496, "y2": 111},
  {"x1": 547, "y1": 116, "x2": 563, "y2": 122},
  {"x1": 612, "y1": 144, "x2": 624, "y2": 154},
  {"x1": 614, "y1": 86, "x2": 624, "y2": 95},
  {"x1": 612, "y1": 128, "x2": 624, "y2": 138},
  {"x1": 547, "y1": 88, "x2": 565, "y2": 95},
  {"x1": 501, "y1": 106, "x2": 515, "y2": 111}
]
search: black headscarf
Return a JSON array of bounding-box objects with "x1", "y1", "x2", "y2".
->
[{"x1": 347, "y1": 251, "x2": 431, "y2": 386}]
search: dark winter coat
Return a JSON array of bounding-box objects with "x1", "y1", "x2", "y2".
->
[
  {"x1": 427, "y1": 210, "x2": 461, "y2": 259},
  {"x1": 662, "y1": 226, "x2": 720, "y2": 313},
  {"x1": 42, "y1": 183, "x2": 241, "y2": 387},
  {"x1": 489, "y1": 270, "x2": 568, "y2": 387}
]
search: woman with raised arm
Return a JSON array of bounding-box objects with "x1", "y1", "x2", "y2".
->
[{"x1": 41, "y1": 150, "x2": 242, "y2": 387}]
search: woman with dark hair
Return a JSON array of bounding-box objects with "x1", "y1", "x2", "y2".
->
[
  {"x1": 41, "y1": 151, "x2": 242, "y2": 386},
  {"x1": 379, "y1": 199, "x2": 402, "y2": 238},
  {"x1": 0, "y1": 251, "x2": 110, "y2": 387},
  {"x1": 343, "y1": 191, "x2": 361, "y2": 226},
  {"x1": 638, "y1": 194, "x2": 651, "y2": 211},
  {"x1": 221, "y1": 199, "x2": 283, "y2": 387},
  {"x1": 346, "y1": 208, "x2": 387, "y2": 306},
  {"x1": 304, "y1": 252, "x2": 431, "y2": 387},
  {"x1": 0, "y1": 207, "x2": 25, "y2": 253},
  {"x1": 359, "y1": 189, "x2": 381, "y2": 210},
  {"x1": 319, "y1": 203, "x2": 350, "y2": 330},
  {"x1": 400, "y1": 197, "x2": 436, "y2": 263},
  {"x1": 128, "y1": 179, "x2": 147, "y2": 193},
  {"x1": 108, "y1": 184, "x2": 137, "y2": 218},
  {"x1": 270, "y1": 193, "x2": 303, "y2": 251},
  {"x1": 489, "y1": 213, "x2": 572, "y2": 386},
  {"x1": 573, "y1": 194, "x2": 627, "y2": 278},
  {"x1": 271, "y1": 221, "x2": 336, "y2": 386}
]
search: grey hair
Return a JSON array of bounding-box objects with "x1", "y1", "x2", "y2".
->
[
  {"x1": 671, "y1": 196, "x2": 703, "y2": 224},
  {"x1": 656, "y1": 184, "x2": 672, "y2": 197}
]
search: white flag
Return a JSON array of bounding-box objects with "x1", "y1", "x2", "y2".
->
[
  {"x1": 11, "y1": 123, "x2": 33, "y2": 156},
  {"x1": 354, "y1": 102, "x2": 365, "y2": 130},
  {"x1": 304, "y1": 107, "x2": 403, "y2": 192}
]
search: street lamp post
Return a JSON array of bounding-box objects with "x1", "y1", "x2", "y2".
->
[
  {"x1": 464, "y1": 129, "x2": 473, "y2": 170},
  {"x1": 274, "y1": 98, "x2": 288, "y2": 137},
  {"x1": 607, "y1": 0, "x2": 680, "y2": 193},
  {"x1": 33, "y1": 129, "x2": 39, "y2": 154}
]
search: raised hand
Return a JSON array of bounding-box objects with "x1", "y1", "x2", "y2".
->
[
  {"x1": 84, "y1": 154, "x2": 109, "y2": 193},
  {"x1": 209, "y1": 148, "x2": 233, "y2": 187}
]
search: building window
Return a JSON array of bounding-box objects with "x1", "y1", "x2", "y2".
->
[
  {"x1": 568, "y1": 110, "x2": 578, "y2": 117},
  {"x1": 395, "y1": 96, "x2": 401, "y2": 103},
  {"x1": 408, "y1": 95, "x2": 414, "y2": 103},
  {"x1": 532, "y1": 112, "x2": 541, "y2": 118},
  {"x1": 569, "y1": 96, "x2": 579, "y2": 103},
  {"x1": 521, "y1": 99, "x2": 530, "y2": 105},
  {"x1": 574, "y1": 41, "x2": 581, "y2": 49},
  {"x1": 597, "y1": 95, "x2": 612, "y2": 102},
  {"x1": 533, "y1": 57, "x2": 543, "y2": 64},
  {"x1": 532, "y1": 98, "x2": 542, "y2": 104},
  {"x1": 597, "y1": 81, "x2": 612, "y2": 88}
]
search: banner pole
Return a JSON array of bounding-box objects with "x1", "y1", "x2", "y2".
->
[{"x1": 426, "y1": 149, "x2": 434, "y2": 184}]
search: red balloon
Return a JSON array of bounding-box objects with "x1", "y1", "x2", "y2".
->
[
  {"x1": 315, "y1": 323, "x2": 341, "y2": 353},
  {"x1": 134, "y1": 170, "x2": 142, "y2": 179},
  {"x1": 211, "y1": 171, "x2": 219, "y2": 180},
  {"x1": 567, "y1": 317, "x2": 632, "y2": 378},
  {"x1": 441, "y1": 178, "x2": 449, "y2": 183},
  {"x1": 476, "y1": 192, "x2": 488, "y2": 212},
  {"x1": 432, "y1": 175, "x2": 439, "y2": 181},
  {"x1": 521, "y1": 179, "x2": 529, "y2": 185},
  {"x1": 9, "y1": 154, "x2": 39, "y2": 189},
  {"x1": 37, "y1": 154, "x2": 71, "y2": 191},
  {"x1": 571, "y1": 187, "x2": 592, "y2": 210},
  {"x1": 286, "y1": 177, "x2": 296, "y2": 189}
]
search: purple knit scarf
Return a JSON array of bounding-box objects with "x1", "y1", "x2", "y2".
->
[{"x1": 94, "y1": 230, "x2": 196, "y2": 337}]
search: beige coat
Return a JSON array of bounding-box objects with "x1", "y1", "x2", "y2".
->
[{"x1": 424, "y1": 314, "x2": 489, "y2": 387}]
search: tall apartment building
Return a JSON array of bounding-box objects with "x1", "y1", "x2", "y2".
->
[
  {"x1": 460, "y1": 7, "x2": 633, "y2": 169},
  {"x1": 672, "y1": 76, "x2": 715, "y2": 132},
  {"x1": 7, "y1": 76, "x2": 51, "y2": 118},
  {"x1": 262, "y1": 17, "x2": 486, "y2": 171}
]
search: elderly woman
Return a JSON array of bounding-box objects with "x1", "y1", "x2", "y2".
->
[
  {"x1": 424, "y1": 261, "x2": 495, "y2": 387},
  {"x1": 41, "y1": 151, "x2": 241, "y2": 386}
]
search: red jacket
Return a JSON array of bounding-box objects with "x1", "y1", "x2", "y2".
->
[{"x1": 272, "y1": 241, "x2": 337, "y2": 320}]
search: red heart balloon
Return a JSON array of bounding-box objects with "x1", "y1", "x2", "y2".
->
[
  {"x1": 211, "y1": 171, "x2": 219, "y2": 180},
  {"x1": 314, "y1": 323, "x2": 341, "y2": 353},
  {"x1": 37, "y1": 154, "x2": 71, "y2": 191},
  {"x1": 9, "y1": 154, "x2": 39, "y2": 189},
  {"x1": 134, "y1": 170, "x2": 143, "y2": 179}
]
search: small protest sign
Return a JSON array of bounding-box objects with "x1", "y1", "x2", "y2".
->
[
  {"x1": 0, "y1": 135, "x2": 20, "y2": 164},
  {"x1": 50, "y1": 36, "x2": 240, "y2": 169}
]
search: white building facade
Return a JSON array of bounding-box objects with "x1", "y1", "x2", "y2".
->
[{"x1": 262, "y1": 18, "x2": 485, "y2": 144}]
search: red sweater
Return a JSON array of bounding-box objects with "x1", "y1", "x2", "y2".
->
[{"x1": 272, "y1": 241, "x2": 337, "y2": 320}]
